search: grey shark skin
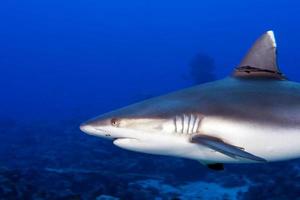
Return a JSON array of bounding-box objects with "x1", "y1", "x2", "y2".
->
[{"x1": 80, "y1": 31, "x2": 300, "y2": 169}]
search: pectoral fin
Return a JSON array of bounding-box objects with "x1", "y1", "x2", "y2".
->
[{"x1": 191, "y1": 135, "x2": 267, "y2": 162}]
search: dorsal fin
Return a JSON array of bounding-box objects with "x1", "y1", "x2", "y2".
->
[{"x1": 233, "y1": 30, "x2": 286, "y2": 80}]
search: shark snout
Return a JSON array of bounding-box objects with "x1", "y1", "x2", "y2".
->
[
  {"x1": 79, "y1": 116, "x2": 106, "y2": 135},
  {"x1": 79, "y1": 116, "x2": 113, "y2": 138},
  {"x1": 80, "y1": 123, "x2": 96, "y2": 135}
]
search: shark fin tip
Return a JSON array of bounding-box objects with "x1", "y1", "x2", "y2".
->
[{"x1": 266, "y1": 30, "x2": 276, "y2": 47}]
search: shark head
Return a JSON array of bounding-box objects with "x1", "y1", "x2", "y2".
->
[{"x1": 79, "y1": 99, "x2": 179, "y2": 140}]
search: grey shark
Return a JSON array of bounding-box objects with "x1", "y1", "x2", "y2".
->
[{"x1": 80, "y1": 31, "x2": 300, "y2": 170}]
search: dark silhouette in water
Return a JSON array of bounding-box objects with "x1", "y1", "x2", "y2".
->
[{"x1": 189, "y1": 53, "x2": 215, "y2": 84}]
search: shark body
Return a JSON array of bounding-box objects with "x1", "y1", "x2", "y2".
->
[{"x1": 80, "y1": 31, "x2": 300, "y2": 170}]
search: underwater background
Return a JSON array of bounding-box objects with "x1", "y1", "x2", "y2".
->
[{"x1": 1, "y1": 0, "x2": 300, "y2": 199}]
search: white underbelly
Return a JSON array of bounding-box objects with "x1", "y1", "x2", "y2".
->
[{"x1": 113, "y1": 117, "x2": 300, "y2": 163}]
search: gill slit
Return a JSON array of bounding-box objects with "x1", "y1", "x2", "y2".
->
[
  {"x1": 173, "y1": 114, "x2": 203, "y2": 135},
  {"x1": 196, "y1": 115, "x2": 201, "y2": 133},
  {"x1": 191, "y1": 115, "x2": 197, "y2": 134},
  {"x1": 181, "y1": 115, "x2": 184, "y2": 133},
  {"x1": 187, "y1": 114, "x2": 191, "y2": 134},
  {"x1": 174, "y1": 116, "x2": 177, "y2": 133}
]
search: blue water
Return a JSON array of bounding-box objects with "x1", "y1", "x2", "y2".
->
[{"x1": 1, "y1": 0, "x2": 300, "y2": 199}]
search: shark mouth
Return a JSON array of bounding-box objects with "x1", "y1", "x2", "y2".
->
[
  {"x1": 113, "y1": 137, "x2": 138, "y2": 141},
  {"x1": 94, "y1": 127, "x2": 138, "y2": 140}
]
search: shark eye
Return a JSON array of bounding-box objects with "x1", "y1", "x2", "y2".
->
[{"x1": 111, "y1": 118, "x2": 120, "y2": 127}]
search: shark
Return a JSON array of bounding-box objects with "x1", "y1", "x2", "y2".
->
[{"x1": 80, "y1": 30, "x2": 300, "y2": 170}]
